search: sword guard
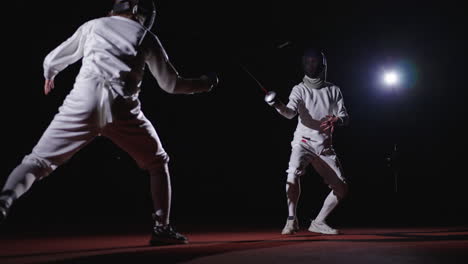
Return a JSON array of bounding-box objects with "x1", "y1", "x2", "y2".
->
[{"x1": 265, "y1": 91, "x2": 277, "y2": 106}]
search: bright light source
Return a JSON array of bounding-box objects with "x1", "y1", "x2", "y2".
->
[
  {"x1": 383, "y1": 71, "x2": 399, "y2": 86},
  {"x1": 376, "y1": 60, "x2": 416, "y2": 94}
]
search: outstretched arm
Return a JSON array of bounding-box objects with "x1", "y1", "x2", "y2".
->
[
  {"x1": 265, "y1": 87, "x2": 300, "y2": 119},
  {"x1": 275, "y1": 103, "x2": 297, "y2": 119},
  {"x1": 144, "y1": 33, "x2": 216, "y2": 94}
]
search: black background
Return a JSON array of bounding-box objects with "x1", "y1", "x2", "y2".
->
[{"x1": 1, "y1": 0, "x2": 467, "y2": 233}]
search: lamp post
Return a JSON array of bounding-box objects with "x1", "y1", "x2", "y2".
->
[{"x1": 382, "y1": 70, "x2": 401, "y2": 193}]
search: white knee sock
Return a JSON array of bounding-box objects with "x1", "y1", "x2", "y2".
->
[
  {"x1": 0, "y1": 163, "x2": 40, "y2": 206},
  {"x1": 149, "y1": 163, "x2": 171, "y2": 226},
  {"x1": 286, "y1": 174, "x2": 301, "y2": 218},
  {"x1": 314, "y1": 191, "x2": 339, "y2": 223}
]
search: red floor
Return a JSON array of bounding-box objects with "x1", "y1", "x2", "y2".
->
[{"x1": 1, "y1": 226, "x2": 467, "y2": 264}]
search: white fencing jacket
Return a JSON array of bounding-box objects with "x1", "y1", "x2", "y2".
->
[
  {"x1": 43, "y1": 16, "x2": 210, "y2": 98},
  {"x1": 277, "y1": 76, "x2": 349, "y2": 155}
]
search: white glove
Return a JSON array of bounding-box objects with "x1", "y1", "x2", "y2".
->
[{"x1": 264, "y1": 91, "x2": 277, "y2": 106}]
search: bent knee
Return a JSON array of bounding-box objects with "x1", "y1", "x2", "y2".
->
[
  {"x1": 332, "y1": 181, "x2": 348, "y2": 200},
  {"x1": 142, "y1": 153, "x2": 170, "y2": 173}
]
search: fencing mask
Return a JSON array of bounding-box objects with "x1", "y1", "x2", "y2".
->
[{"x1": 112, "y1": 0, "x2": 157, "y2": 30}]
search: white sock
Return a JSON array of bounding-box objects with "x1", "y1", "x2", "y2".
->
[
  {"x1": 314, "y1": 191, "x2": 339, "y2": 223},
  {"x1": 1, "y1": 163, "x2": 39, "y2": 205},
  {"x1": 286, "y1": 174, "x2": 301, "y2": 218},
  {"x1": 149, "y1": 163, "x2": 171, "y2": 226}
]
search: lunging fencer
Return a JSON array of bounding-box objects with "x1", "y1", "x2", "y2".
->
[
  {"x1": 0, "y1": 0, "x2": 218, "y2": 245},
  {"x1": 265, "y1": 48, "x2": 349, "y2": 235}
]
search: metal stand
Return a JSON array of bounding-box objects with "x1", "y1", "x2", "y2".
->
[{"x1": 386, "y1": 143, "x2": 399, "y2": 193}]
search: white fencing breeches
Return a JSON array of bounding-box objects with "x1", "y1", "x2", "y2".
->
[
  {"x1": 28, "y1": 75, "x2": 169, "y2": 173},
  {"x1": 287, "y1": 141, "x2": 347, "y2": 198},
  {"x1": 285, "y1": 140, "x2": 348, "y2": 221},
  {"x1": 1, "y1": 76, "x2": 170, "y2": 218}
]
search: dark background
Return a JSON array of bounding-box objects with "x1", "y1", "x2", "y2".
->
[{"x1": 1, "y1": 0, "x2": 467, "y2": 233}]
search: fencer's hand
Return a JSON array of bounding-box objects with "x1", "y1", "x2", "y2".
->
[
  {"x1": 44, "y1": 79, "x2": 55, "y2": 95},
  {"x1": 200, "y1": 72, "x2": 219, "y2": 92},
  {"x1": 320, "y1": 115, "x2": 339, "y2": 132},
  {"x1": 264, "y1": 91, "x2": 277, "y2": 106}
]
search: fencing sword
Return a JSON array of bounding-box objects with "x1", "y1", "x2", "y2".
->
[
  {"x1": 238, "y1": 41, "x2": 292, "y2": 100},
  {"x1": 239, "y1": 63, "x2": 268, "y2": 94},
  {"x1": 238, "y1": 63, "x2": 279, "y2": 104}
]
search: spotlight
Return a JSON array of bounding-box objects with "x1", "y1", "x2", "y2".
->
[{"x1": 383, "y1": 71, "x2": 399, "y2": 86}]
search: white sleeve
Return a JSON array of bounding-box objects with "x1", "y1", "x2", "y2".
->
[
  {"x1": 43, "y1": 22, "x2": 90, "y2": 80},
  {"x1": 272, "y1": 86, "x2": 300, "y2": 119},
  {"x1": 286, "y1": 86, "x2": 302, "y2": 113},
  {"x1": 334, "y1": 87, "x2": 349, "y2": 126},
  {"x1": 273, "y1": 102, "x2": 298, "y2": 119},
  {"x1": 144, "y1": 33, "x2": 211, "y2": 94}
]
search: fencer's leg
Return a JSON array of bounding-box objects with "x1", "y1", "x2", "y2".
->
[
  {"x1": 314, "y1": 170, "x2": 348, "y2": 223},
  {"x1": 285, "y1": 144, "x2": 307, "y2": 221},
  {"x1": 315, "y1": 190, "x2": 340, "y2": 223},
  {"x1": 309, "y1": 186, "x2": 347, "y2": 235},
  {"x1": 146, "y1": 158, "x2": 188, "y2": 245},
  {"x1": 1, "y1": 78, "x2": 107, "y2": 224},
  {"x1": 286, "y1": 173, "x2": 301, "y2": 219},
  {"x1": 1, "y1": 165, "x2": 37, "y2": 205},
  {"x1": 0, "y1": 158, "x2": 53, "y2": 222},
  {"x1": 147, "y1": 161, "x2": 171, "y2": 226},
  {"x1": 102, "y1": 112, "x2": 188, "y2": 245},
  {"x1": 0, "y1": 200, "x2": 7, "y2": 223},
  {"x1": 282, "y1": 173, "x2": 301, "y2": 234},
  {"x1": 103, "y1": 116, "x2": 174, "y2": 226},
  {"x1": 282, "y1": 143, "x2": 308, "y2": 235},
  {"x1": 309, "y1": 154, "x2": 348, "y2": 234}
]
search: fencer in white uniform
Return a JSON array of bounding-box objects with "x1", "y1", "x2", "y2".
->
[
  {"x1": 265, "y1": 48, "x2": 349, "y2": 235},
  {"x1": 0, "y1": 0, "x2": 217, "y2": 245}
]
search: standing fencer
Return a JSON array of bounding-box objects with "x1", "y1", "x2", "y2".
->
[
  {"x1": 265, "y1": 48, "x2": 349, "y2": 235},
  {"x1": 0, "y1": 0, "x2": 218, "y2": 245}
]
